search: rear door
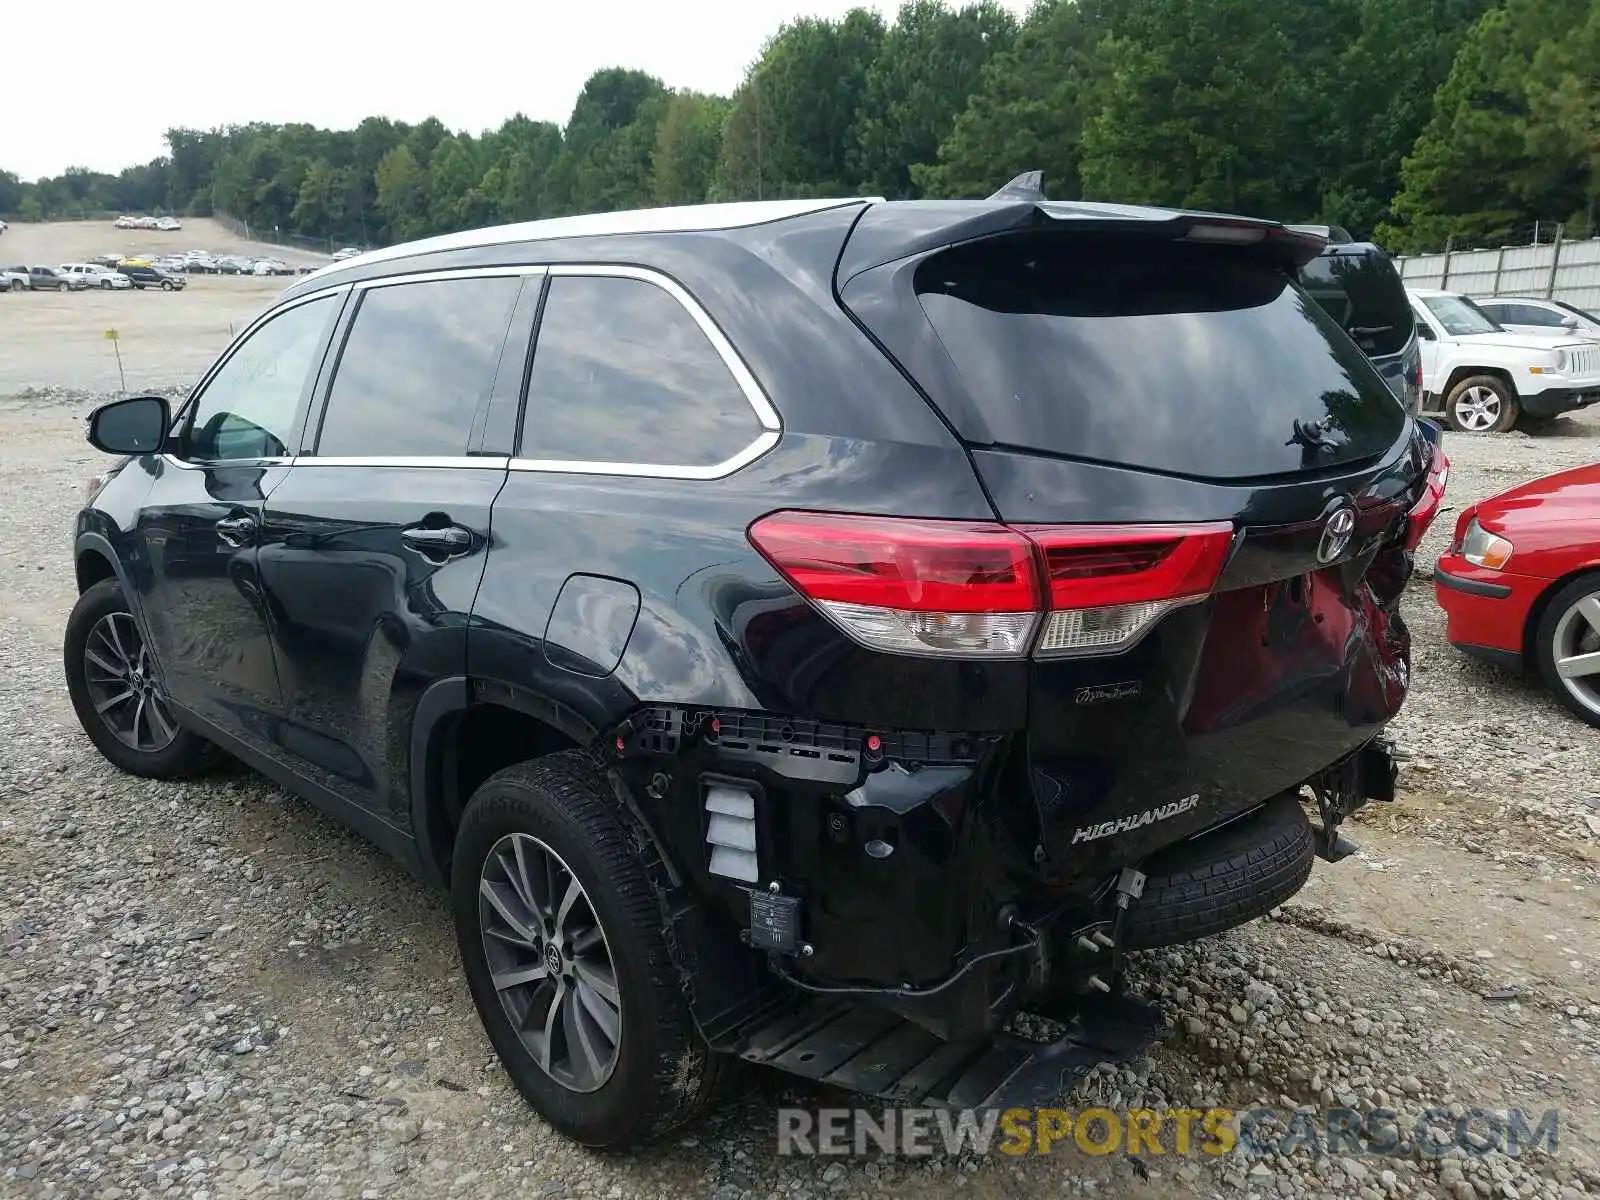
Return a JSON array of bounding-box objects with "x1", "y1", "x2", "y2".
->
[
  {"x1": 255, "y1": 268, "x2": 537, "y2": 822},
  {"x1": 840, "y1": 221, "x2": 1425, "y2": 875}
]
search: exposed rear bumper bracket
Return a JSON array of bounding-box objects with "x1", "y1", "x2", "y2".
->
[{"x1": 733, "y1": 991, "x2": 1167, "y2": 1108}]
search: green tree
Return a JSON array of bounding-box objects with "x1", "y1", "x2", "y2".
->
[
  {"x1": 914, "y1": 0, "x2": 1123, "y2": 199},
  {"x1": 852, "y1": 0, "x2": 1017, "y2": 198},
  {"x1": 1076, "y1": 0, "x2": 1323, "y2": 216},
  {"x1": 1382, "y1": 0, "x2": 1590, "y2": 250},
  {"x1": 374, "y1": 144, "x2": 428, "y2": 240},
  {"x1": 715, "y1": 11, "x2": 885, "y2": 199},
  {"x1": 650, "y1": 91, "x2": 729, "y2": 206}
]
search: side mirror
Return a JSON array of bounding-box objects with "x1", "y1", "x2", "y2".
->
[
  {"x1": 1562, "y1": 315, "x2": 1579, "y2": 330},
  {"x1": 87, "y1": 395, "x2": 170, "y2": 455}
]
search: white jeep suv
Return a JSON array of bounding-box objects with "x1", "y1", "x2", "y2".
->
[
  {"x1": 1408, "y1": 287, "x2": 1600, "y2": 433},
  {"x1": 59, "y1": 262, "x2": 132, "y2": 290}
]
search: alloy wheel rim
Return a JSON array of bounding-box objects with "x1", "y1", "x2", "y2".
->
[
  {"x1": 1551, "y1": 592, "x2": 1600, "y2": 719},
  {"x1": 478, "y1": 833, "x2": 622, "y2": 1093},
  {"x1": 1454, "y1": 386, "x2": 1501, "y2": 432},
  {"x1": 82, "y1": 612, "x2": 179, "y2": 753}
]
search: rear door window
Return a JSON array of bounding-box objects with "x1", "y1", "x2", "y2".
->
[
  {"x1": 518, "y1": 272, "x2": 766, "y2": 469},
  {"x1": 315, "y1": 275, "x2": 524, "y2": 458},
  {"x1": 913, "y1": 233, "x2": 1406, "y2": 480}
]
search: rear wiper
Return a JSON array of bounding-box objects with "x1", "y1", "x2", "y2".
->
[{"x1": 1348, "y1": 323, "x2": 1395, "y2": 336}]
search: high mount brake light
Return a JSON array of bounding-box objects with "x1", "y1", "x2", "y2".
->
[{"x1": 746, "y1": 512, "x2": 1234, "y2": 659}]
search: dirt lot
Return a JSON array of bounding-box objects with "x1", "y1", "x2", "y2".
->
[
  {"x1": 0, "y1": 219, "x2": 325, "y2": 395},
  {"x1": 0, "y1": 232, "x2": 1597, "y2": 1200}
]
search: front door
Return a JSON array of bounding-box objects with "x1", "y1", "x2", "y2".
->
[
  {"x1": 134, "y1": 290, "x2": 344, "y2": 750},
  {"x1": 256, "y1": 270, "x2": 535, "y2": 821}
]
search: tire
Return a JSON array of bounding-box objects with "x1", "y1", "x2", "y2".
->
[
  {"x1": 452, "y1": 752, "x2": 732, "y2": 1148},
  {"x1": 161, "y1": 280, "x2": 173, "y2": 291},
  {"x1": 1122, "y1": 793, "x2": 1314, "y2": 950},
  {"x1": 63, "y1": 579, "x2": 218, "y2": 778},
  {"x1": 9, "y1": 279, "x2": 21, "y2": 292},
  {"x1": 101, "y1": 278, "x2": 112, "y2": 289},
  {"x1": 1445, "y1": 374, "x2": 1518, "y2": 434},
  {"x1": 58, "y1": 281, "x2": 69, "y2": 293},
  {"x1": 1533, "y1": 572, "x2": 1600, "y2": 729}
]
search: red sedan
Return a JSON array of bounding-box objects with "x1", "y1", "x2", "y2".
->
[{"x1": 1435, "y1": 464, "x2": 1600, "y2": 727}]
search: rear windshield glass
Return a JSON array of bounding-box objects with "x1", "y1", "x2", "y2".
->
[
  {"x1": 915, "y1": 234, "x2": 1406, "y2": 480},
  {"x1": 1298, "y1": 247, "x2": 1412, "y2": 357}
]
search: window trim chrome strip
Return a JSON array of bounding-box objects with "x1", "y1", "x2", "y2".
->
[
  {"x1": 161, "y1": 263, "x2": 785, "y2": 480},
  {"x1": 289, "y1": 456, "x2": 512, "y2": 469},
  {"x1": 508, "y1": 263, "x2": 781, "y2": 481}
]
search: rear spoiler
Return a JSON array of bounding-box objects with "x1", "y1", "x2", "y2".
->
[{"x1": 838, "y1": 173, "x2": 1329, "y2": 282}]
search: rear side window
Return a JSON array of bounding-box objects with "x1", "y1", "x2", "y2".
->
[
  {"x1": 1298, "y1": 248, "x2": 1413, "y2": 359},
  {"x1": 519, "y1": 273, "x2": 764, "y2": 468},
  {"x1": 913, "y1": 233, "x2": 1406, "y2": 480},
  {"x1": 316, "y1": 275, "x2": 523, "y2": 457}
]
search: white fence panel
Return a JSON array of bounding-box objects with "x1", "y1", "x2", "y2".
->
[{"x1": 1395, "y1": 235, "x2": 1600, "y2": 309}]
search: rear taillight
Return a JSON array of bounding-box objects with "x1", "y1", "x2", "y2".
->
[
  {"x1": 746, "y1": 512, "x2": 1233, "y2": 659},
  {"x1": 1403, "y1": 446, "x2": 1450, "y2": 551}
]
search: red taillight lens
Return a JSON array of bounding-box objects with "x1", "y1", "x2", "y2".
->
[
  {"x1": 747, "y1": 512, "x2": 1234, "y2": 659},
  {"x1": 1019, "y1": 523, "x2": 1235, "y2": 611},
  {"x1": 1403, "y1": 447, "x2": 1451, "y2": 552},
  {"x1": 745, "y1": 512, "x2": 1039, "y2": 613}
]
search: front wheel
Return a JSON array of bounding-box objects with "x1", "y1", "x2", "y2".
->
[
  {"x1": 161, "y1": 280, "x2": 173, "y2": 291},
  {"x1": 1535, "y1": 573, "x2": 1600, "y2": 728},
  {"x1": 9, "y1": 279, "x2": 21, "y2": 292},
  {"x1": 101, "y1": 278, "x2": 112, "y2": 289},
  {"x1": 452, "y1": 752, "x2": 732, "y2": 1148},
  {"x1": 1445, "y1": 375, "x2": 1518, "y2": 433},
  {"x1": 63, "y1": 579, "x2": 218, "y2": 777},
  {"x1": 57, "y1": 281, "x2": 69, "y2": 293}
]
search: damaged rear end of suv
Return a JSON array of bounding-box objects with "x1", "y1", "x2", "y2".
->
[
  {"x1": 67, "y1": 181, "x2": 1449, "y2": 1150},
  {"x1": 645, "y1": 190, "x2": 1449, "y2": 1122}
]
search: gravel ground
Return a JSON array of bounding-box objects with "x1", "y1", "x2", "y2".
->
[{"x1": 1, "y1": 329, "x2": 1598, "y2": 1196}]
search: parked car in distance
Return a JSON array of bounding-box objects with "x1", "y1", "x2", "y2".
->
[
  {"x1": 1435, "y1": 463, "x2": 1600, "y2": 728},
  {"x1": 60, "y1": 262, "x2": 133, "y2": 290},
  {"x1": 251, "y1": 258, "x2": 293, "y2": 276},
  {"x1": 331, "y1": 246, "x2": 362, "y2": 261},
  {"x1": 1, "y1": 265, "x2": 29, "y2": 291},
  {"x1": 113, "y1": 215, "x2": 136, "y2": 229},
  {"x1": 68, "y1": 190, "x2": 1446, "y2": 1149},
  {"x1": 30, "y1": 266, "x2": 85, "y2": 291},
  {"x1": 1476, "y1": 296, "x2": 1600, "y2": 338},
  {"x1": 156, "y1": 216, "x2": 182, "y2": 231},
  {"x1": 1407, "y1": 287, "x2": 1600, "y2": 432},
  {"x1": 1298, "y1": 239, "x2": 1422, "y2": 413},
  {"x1": 118, "y1": 263, "x2": 186, "y2": 291},
  {"x1": 0, "y1": 218, "x2": 9, "y2": 234}
]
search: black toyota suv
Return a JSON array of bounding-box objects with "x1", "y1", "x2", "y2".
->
[{"x1": 66, "y1": 181, "x2": 1448, "y2": 1149}]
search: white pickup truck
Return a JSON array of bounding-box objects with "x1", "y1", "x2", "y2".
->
[{"x1": 1408, "y1": 287, "x2": 1600, "y2": 432}]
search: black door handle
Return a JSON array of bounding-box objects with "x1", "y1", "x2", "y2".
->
[
  {"x1": 215, "y1": 514, "x2": 256, "y2": 547},
  {"x1": 401, "y1": 524, "x2": 474, "y2": 558}
]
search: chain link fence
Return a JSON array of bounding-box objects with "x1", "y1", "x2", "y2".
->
[{"x1": 210, "y1": 211, "x2": 366, "y2": 258}]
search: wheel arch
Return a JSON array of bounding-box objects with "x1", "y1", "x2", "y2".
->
[
  {"x1": 1442, "y1": 365, "x2": 1517, "y2": 401},
  {"x1": 1522, "y1": 564, "x2": 1600, "y2": 668},
  {"x1": 409, "y1": 678, "x2": 680, "y2": 892}
]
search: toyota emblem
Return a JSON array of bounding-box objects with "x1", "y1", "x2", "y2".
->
[{"x1": 1317, "y1": 506, "x2": 1357, "y2": 564}]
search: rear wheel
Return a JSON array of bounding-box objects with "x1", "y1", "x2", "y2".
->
[
  {"x1": 1445, "y1": 375, "x2": 1518, "y2": 433},
  {"x1": 63, "y1": 579, "x2": 217, "y2": 778},
  {"x1": 1534, "y1": 574, "x2": 1600, "y2": 728},
  {"x1": 452, "y1": 752, "x2": 732, "y2": 1148}
]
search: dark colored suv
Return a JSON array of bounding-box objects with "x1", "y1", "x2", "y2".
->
[
  {"x1": 1295, "y1": 236, "x2": 1424, "y2": 413},
  {"x1": 67, "y1": 190, "x2": 1448, "y2": 1149},
  {"x1": 118, "y1": 264, "x2": 187, "y2": 291}
]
